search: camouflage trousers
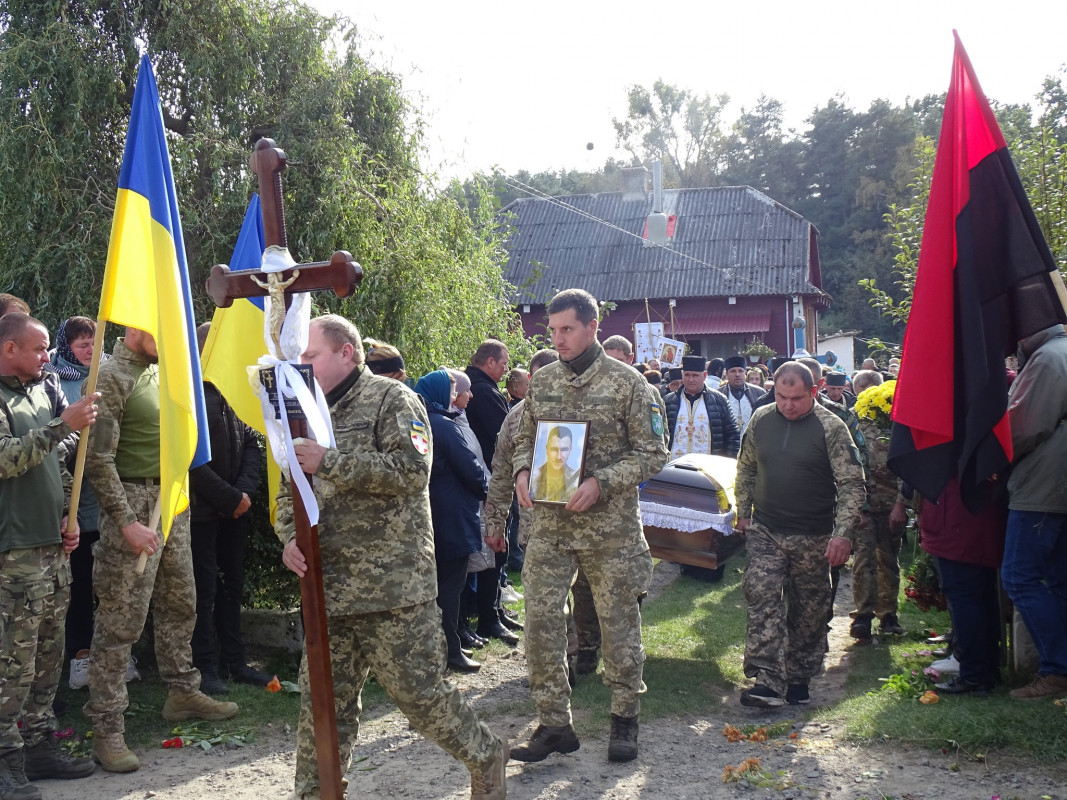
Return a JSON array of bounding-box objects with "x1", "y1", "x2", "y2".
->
[
  {"x1": 85, "y1": 480, "x2": 199, "y2": 734},
  {"x1": 523, "y1": 537, "x2": 653, "y2": 726},
  {"x1": 0, "y1": 545, "x2": 70, "y2": 753},
  {"x1": 850, "y1": 510, "x2": 902, "y2": 621},
  {"x1": 571, "y1": 566, "x2": 602, "y2": 654},
  {"x1": 294, "y1": 600, "x2": 501, "y2": 799},
  {"x1": 742, "y1": 523, "x2": 831, "y2": 696}
]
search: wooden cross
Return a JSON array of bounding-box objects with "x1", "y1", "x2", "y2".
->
[{"x1": 205, "y1": 138, "x2": 361, "y2": 800}]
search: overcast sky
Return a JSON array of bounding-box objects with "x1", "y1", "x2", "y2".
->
[{"x1": 310, "y1": 0, "x2": 1066, "y2": 179}]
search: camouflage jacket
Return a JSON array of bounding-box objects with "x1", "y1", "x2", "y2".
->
[
  {"x1": 736, "y1": 401, "x2": 866, "y2": 541},
  {"x1": 85, "y1": 340, "x2": 157, "y2": 529},
  {"x1": 274, "y1": 366, "x2": 436, "y2": 616},
  {"x1": 513, "y1": 342, "x2": 669, "y2": 549},
  {"x1": 1, "y1": 373, "x2": 74, "y2": 551},
  {"x1": 818, "y1": 394, "x2": 868, "y2": 479},
  {"x1": 484, "y1": 399, "x2": 524, "y2": 539},
  {"x1": 858, "y1": 418, "x2": 900, "y2": 514}
]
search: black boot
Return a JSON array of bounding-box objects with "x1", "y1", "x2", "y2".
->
[
  {"x1": 23, "y1": 738, "x2": 95, "y2": 780},
  {"x1": 509, "y1": 724, "x2": 580, "y2": 762},
  {"x1": 849, "y1": 614, "x2": 873, "y2": 640},
  {"x1": 607, "y1": 714, "x2": 639, "y2": 762},
  {"x1": 0, "y1": 749, "x2": 42, "y2": 800}
]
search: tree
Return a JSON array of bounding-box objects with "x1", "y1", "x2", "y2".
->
[
  {"x1": 613, "y1": 80, "x2": 730, "y2": 187},
  {"x1": 0, "y1": 0, "x2": 525, "y2": 379}
]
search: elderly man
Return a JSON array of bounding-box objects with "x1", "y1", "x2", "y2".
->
[
  {"x1": 511, "y1": 289, "x2": 668, "y2": 764},
  {"x1": 664, "y1": 355, "x2": 739, "y2": 458},
  {"x1": 1, "y1": 313, "x2": 99, "y2": 797},
  {"x1": 735, "y1": 362, "x2": 866, "y2": 707},
  {"x1": 821, "y1": 372, "x2": 855, "y2": 409},
  {"x1": 602, "y1": 335, "x2": 634, "y2": 365},
  {"x1": 718, "y1": 355, "x2": 766, "y2": 435},
  {"x1": 280, "y1": 314, "x2": 506, "y2": 799},
  {"x1": 505, "y1": 368, "x2": 529, "y2": 407}
]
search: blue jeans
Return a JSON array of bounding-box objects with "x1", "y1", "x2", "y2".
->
[
  {"x1": 936, "y1": 557, "x2": 1001, "y2": 685},
  {"x1": 1001, "y1": 510, "x2": 1067, "y2": 676}
]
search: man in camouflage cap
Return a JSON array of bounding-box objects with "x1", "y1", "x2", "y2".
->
[
  {"x1": 735, "y1": 362, "x2": 866, "y2": 708},
  {"x1": 278, "y1": 315, "x2": 506, "y2": 800},
  {"x1": 1, "y1": 313, "x2": 100, "y2": 799},
  {"x1": 85, "y1": 327, "x2": 239, "y2": 774},
  {"x1": 510, "y1": 289, "x2": 669, "y2": 764}
]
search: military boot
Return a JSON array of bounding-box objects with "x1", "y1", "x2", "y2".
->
[
  {"x1": 91, "y1": 731, "x2": 139, "y2": 773},
  {"x1": 0, "y1": 749, "x2": 42, "y2": 800},
  {"x1": 162, "y1": 690, "x2": 239, "y2": 722},
  {"x1": 508, "y1": 724, "x2": 579, "y2": 762},
  {"x1": 607, "y1": 714, "x2": 639, "y2": 762},
  {"x1": 575, "y1": 649, "x2": 599, "y2": 675},
  {"x1": 23, "y1": 737, "x2": 95, "y2": 780},
  {"x1": 470, "y1": 735, "x2": 507, "y2": 799}
]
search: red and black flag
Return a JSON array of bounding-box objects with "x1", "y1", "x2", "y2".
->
[{"x1": 888, "y1": 31, "x2": 1067, "y2": 510}]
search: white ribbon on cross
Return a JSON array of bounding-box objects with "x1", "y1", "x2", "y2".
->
[{"x1": 247, "y1": 248, "x2": 335, "y2": 525}]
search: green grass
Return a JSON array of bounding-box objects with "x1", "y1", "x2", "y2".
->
[{"x1": 53, "y1": 551, "x2": 1067, "y2": 764}]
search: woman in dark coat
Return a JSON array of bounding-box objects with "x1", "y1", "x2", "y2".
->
[{"x1": 415, "y1": 370, "x2": 489, "y2": 673}]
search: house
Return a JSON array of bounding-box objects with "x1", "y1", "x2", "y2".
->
[{"x1": 501, "y1": 166, "x2": 830, "y2": 362}]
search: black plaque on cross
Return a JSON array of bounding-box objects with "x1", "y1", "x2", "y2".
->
[{"x1": 204, "y1": 138, "x2": 360, "y2": 800}]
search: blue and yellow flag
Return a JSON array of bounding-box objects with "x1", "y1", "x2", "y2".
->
[
  {"x1": 97, "y1": 54, "x2": 210, "y2": 540},
  {"x1": 200, "y1": 195, "x2": 281, "y2": 522}
]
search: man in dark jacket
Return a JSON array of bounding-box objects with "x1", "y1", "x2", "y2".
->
[
  {"x1": 464, "y1": 340, "x2": 516, "y2": 644},
  {"x1": 189, "y1": 323, "x2": 265, "y2": 694},
  {"x1": 664, "y1": 356, "x2": 740, "y2": 458}
]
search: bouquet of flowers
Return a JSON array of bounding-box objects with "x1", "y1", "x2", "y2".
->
[{"x1": 855, "y1": 379, "x2": 897, "y2": 429}]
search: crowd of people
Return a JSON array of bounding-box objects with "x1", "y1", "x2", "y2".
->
[{"x1": 2, "y1": 287, "x2": 1064, "y2": 800}]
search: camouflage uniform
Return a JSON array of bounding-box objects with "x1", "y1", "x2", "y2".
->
[
  {"x1": 0, "y1": 373, "x2": 74, "y2": 755},
  {"x1": 485, "y1": 402, "x2": 600, "y2": 663},
  {"x1": 735, "y1": 402, "x2": 865, "y2": 696},
  {"x1": 850, "y1": 419, "x2": 904, "y2": 624},
  {"x1": 274, "y1": 366, "x2": 500, "y2": 799},
  {"x1": 513, "y1": 342, "x2": 668, "y2": 726},
  {"x1": 83, "y1": 340, "x2": 200, "y2": 736}
]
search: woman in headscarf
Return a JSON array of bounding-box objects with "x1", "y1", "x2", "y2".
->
[{"x1": 414, "y1": 369, "x2": 488, "y2": 673}]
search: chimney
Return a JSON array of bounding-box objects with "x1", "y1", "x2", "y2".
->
[
  {"x1": 620, "y1": 166, "x2": 649, "y2": 201},
  {"x1": 644, "y1": 160, "x2": 670, "y2": 247}
]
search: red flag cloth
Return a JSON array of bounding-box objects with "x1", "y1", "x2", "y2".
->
[{"x1": 888, "y1": 31, "x2": 1066, "y2": 510}]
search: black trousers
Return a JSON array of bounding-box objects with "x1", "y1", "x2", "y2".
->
[
  {"x1": 190, "y1": 515, "x2": 250, "y2": 673},
  {"x1": 65, "y1": 528, "x2": 100, "y2": 659},
  {"x1": 435, "y1": 555, "x2": 470, "y2": 659}
]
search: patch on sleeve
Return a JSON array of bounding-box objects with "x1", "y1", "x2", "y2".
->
[
  {"x1": 409, "y1": 419, "x2": 429, "y2": 455},
  {"x1": 650, "y1": 402, "x2": 664, "y2": 436}
]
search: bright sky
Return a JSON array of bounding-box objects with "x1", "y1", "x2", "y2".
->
[{"x1": 311, "y1": 0, "x2": 1066, "y2": 180}]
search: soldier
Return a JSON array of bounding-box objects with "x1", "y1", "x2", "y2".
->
[
  {"x1": 279, "y1": 315, "x2": 505, "y2": 800},
  {"x1": 510, "y1": 289, "x2": 668, "y2": 764},
  {"x1": 848, "y1": 370, "x2": 909, "y2": 638},
  {"x1": 84, "y1": 327, "x2": 238, "y2": 774},
  {"x1": 1, "y1": 313, "x2": 99, "y2": 799},
  {"x1": 735, "y1": 362, "x2": 865, "y2": 707}
]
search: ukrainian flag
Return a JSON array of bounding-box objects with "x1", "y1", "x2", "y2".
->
[
  {"x1": 200, "y1": 195, "x2": 281, "y2": 522},
  {"x1": 97, "y1": 54, "x2": 210, "y2": 540}
]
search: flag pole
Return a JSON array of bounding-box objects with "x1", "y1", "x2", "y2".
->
[{"x1": 66, "y1": 319, "x2": 109, "y2": 537}]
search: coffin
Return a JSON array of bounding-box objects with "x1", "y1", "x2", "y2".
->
[{"x1": 639, "y1": 453, "x2": 746, "y2": 577}]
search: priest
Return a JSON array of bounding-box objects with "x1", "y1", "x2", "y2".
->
[
  {"x1": 718, "y1": 355, "x2": 767, "y2": 435},
  {"x1": 663, "y1": 355, "x2": 740, "y2": 458}
]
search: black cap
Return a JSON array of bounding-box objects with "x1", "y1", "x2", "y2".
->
[
  {"x1": 681, "y1": 355, "x2": 705, "y2": 372},
  {"x1": 666, "y1": 367, "x2": 683, "y2": 382},
  {"x1": 825, "y1": 372, "x2": 848, "y2": 387},
  {"x1": 724, "y1": 355, "x2": 747, "y2": 370},
  {"x1": 769, "y1": 357, "x2": 795, "y2": 372}
]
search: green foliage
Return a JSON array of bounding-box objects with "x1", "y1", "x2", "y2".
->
[{"x1": 0, "y1": 0, "x2": 524, "y2": 375}]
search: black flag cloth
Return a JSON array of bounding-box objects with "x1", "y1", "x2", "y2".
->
[{"x1": 888, "y1": 31, "x2": 1067, "y2": 511}]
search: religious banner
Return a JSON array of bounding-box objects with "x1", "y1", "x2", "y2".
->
[
  {"x1": 633, "y1": 322, "x2": 664, "y2": 362},
  {"x1": 658, "y1": 337, "x2": 685, "y2": 367}
]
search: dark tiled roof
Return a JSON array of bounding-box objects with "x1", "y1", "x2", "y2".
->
[{"x1": 501, "y1": 185, "x2": 824, "y2": 304}]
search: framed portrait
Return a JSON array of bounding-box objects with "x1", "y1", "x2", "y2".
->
[
  {"x1": 529, "y1": 420, "x2": 590, "y2": 505},
  {"x1": 657, "y1": 337, "x2": 684, "y2": 367}
]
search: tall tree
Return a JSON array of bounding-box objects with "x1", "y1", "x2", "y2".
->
[{"x1": 0, "y1": 0, "x2": 524, "y2": 376}]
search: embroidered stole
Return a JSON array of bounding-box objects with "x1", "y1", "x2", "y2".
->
[
  {"x1": 672, "y1": 394, "x2": 712, "y2": 457},
  {"x1": 729, "y1": 389, "x2": 754, "y2": 434}
]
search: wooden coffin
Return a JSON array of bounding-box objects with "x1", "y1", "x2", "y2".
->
[{"x1": 639, "y1": 454, "x2": 746, "y2": 577}]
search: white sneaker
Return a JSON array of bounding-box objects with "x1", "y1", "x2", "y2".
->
[
  {"x1": 930, "y1": 654, "x2": 960, "y2": 674},
  {"x1": 69, "y1": 649, "x2": 90, "y2": 689},
  {"x1": 125, "y1": 655, "x2": 141, "y2": 682},
  {"x1": 500, "y1": 585, "x2": 524, "y2": 604}
]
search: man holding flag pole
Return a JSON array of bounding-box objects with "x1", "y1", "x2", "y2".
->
[{"x1": 71, "y1": 55, "x2": 239, "y2": 773}]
